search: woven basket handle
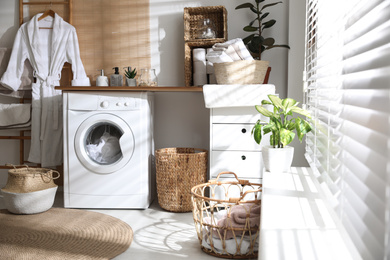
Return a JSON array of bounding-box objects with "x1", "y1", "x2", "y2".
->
[
  {"x1": 210, "y1": 171, "x2": 250, "y2": 185},
  {"x1": 4, "y1": 163, "x2": 29, "y2": 169}
]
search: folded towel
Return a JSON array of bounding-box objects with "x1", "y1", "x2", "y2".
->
[
  {"x1": 206, "y1": 50, "x2": 234, "y2": 63},
  {"x1": 214, "y1": 38, "x2": 254, "y2": 61},
  {"x1": 212, "y1": 45, "x2": 241, "y2": 61},
  {"x1": 203, "y1": 84, "x2": 275, "y2": 108},
  {"x1": 0, "y1": 103, "x2": 31, "y2": 127},
  {"x1": 206, "y1": 61, "x2": 214, "y2": 74},
  {"x1": 231, "y1": 203, "x2": 261, "y2": 227}
]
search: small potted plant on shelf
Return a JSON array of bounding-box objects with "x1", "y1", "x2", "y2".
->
[
  {"x1": 124, "y1": 67, "x2": 137, "y2": 86},
  {"x1": 252, "y1": 94, "x2": 312, "y2": 172},
  {"x1": 236, "y1": 0, "x2": 290, "y2": 60}
]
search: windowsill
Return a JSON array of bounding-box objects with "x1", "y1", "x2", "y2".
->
[{"x1": 259, "y1": 167, "x2": 358, "y2": 260}]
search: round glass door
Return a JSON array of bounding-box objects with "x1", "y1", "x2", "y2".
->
[
  {"x1": 75, "y1": 113, "x2": 135, "y2": 174},
  {"x1": 84, "y1": 122, "x2": 123, "y2": 165}
]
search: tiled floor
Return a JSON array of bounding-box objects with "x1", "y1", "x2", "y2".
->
[{"x1": 0, "y1": 190, "x2": 217, "y2": 260}]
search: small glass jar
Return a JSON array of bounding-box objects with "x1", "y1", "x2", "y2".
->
[
  {"x1": 196, "y1": 18, "x2": 216, "y2": 39},
  {"x1": 138, "y1": 68, "x2": 158, "y2": 87}
]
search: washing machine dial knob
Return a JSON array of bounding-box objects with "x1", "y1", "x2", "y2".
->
[
  {"x1": 116, "y1": 102, "x2": 123, "y2": 107},
  {"x1": 124, "y1": 102, "x2": 131, "y2": 107},
  {"x1": 101, "y1": 101, "x2": 109, "y2": 108}
]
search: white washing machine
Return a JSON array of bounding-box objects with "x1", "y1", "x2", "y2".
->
[{"x1": 63, "y1": 91, "x2": 154, "y2": 209}]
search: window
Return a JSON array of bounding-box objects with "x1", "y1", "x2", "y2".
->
[{"x1": 304, "y1": 0, "x2": 390, "y2": 259}]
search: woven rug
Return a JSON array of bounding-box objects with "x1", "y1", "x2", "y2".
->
[{"x1": 0, "y1": 207, "x2": 133, "y2": 259}]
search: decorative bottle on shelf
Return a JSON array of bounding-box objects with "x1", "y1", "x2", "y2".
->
[
  {"x1": 96, "y1": 69, "x2": 108, "y2": 86},
  {"x1": 138, "y1": 68, "x2": 158, "y2": 87},
  {"x1": 110, "y1": 67, "x2": 123, "y2": 86}
]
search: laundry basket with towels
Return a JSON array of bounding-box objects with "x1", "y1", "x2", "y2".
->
[
  {"x1": 191, "y1": 171, "x2": 262, "y2": 259},
  {"x1": 0, "y1": 165, "x2": 60, "y2": 214}
]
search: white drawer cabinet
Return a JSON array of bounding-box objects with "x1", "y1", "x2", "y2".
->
[{"x1": 210, "y1": 106, "x2": 268, "y2": 181}]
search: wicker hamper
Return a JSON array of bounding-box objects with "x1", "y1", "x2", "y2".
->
[
  {"x1": 155, "y1": 148, "x2": 208, "y2": 212},
  {"x1": 191, "y1": 172, "x2": 262, "y2": 259}
]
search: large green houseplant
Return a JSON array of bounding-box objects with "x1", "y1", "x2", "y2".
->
[
  {"x1": 236, "y1": 0, "x2": 290, "y2": 60},
  {"x1": 252, "y1": 95, "x2": 312, "y2": 172}
]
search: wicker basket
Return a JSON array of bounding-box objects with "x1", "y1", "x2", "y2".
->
[
  {"x1": 1, "y1": 165, "x2": 60, "y2": 214},
  {"x1": 184, "y1": 6, "x2": 227, "y2": 42},
  {"x1": 214, "y1": 60, "x2": 270, "y2": 85},
  {"x1": 155, "y1": 148, "x2": 208, "y2": 212},
  {"x1": 191, "y1": 172, "x2": 262, "y2": 259},
  {"x1": 2, "y1": 165, "x2": 60, "y2": 193}
]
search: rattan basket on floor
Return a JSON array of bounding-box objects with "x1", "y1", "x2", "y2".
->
[
  {"x1": 191, "y1": 172, "x2": 262, "y2": 259},
  {"x1": 155, "y1": 148, "x2": 208, "y2": 212}
]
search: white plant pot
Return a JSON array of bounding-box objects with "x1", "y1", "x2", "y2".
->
[
  {"x1": 262, "y1": 146, "x2": 294, "y2": 173},
  {"x1": 126, "y1": 78, "x2": 137, "y2": 86}
]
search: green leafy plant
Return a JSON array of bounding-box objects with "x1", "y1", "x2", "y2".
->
[
  {"x1": 235, "y1": 0, "x2": 290, "y2": 59},
  {"x1": 252, "y1": 95, "x2": 312, "y2": 148},
  {"x1": 124, "y1": 67, "x2": 137, "y2": 79}
]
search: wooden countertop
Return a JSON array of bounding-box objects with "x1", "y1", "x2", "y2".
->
[{"x1": 55, "y1": 86, "x2": 203, "y2": 92}]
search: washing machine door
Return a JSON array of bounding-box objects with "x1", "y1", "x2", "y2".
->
[{"x1": 74, "y1": 113, "x2": 134, "y2": 174}]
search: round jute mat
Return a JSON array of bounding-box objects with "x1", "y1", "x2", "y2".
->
[{"x1": 0, "y1": 207, "x2": 133, "y2": 260}]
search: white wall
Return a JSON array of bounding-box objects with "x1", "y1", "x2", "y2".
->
[{"x1": 0, "y1": 0, "x2": 304, "y2": 186}]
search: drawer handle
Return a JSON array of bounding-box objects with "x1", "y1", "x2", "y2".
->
[
  {"x1": 241, "y1": 155, "x2": 246, "y2": 160},
  {"x1": 241, "y1": 128, "x2": 247, "y2": 133}
]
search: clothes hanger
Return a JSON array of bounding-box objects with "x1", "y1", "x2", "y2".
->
[{"x1": 38, "y1": 2, "x2": 55, "y2": 29}]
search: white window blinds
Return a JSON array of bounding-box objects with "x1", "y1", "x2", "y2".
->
[{"x1": 304, "y1": 0, "x2": 390, "y2": 259}]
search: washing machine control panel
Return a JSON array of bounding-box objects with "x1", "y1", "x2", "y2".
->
[{"x1": 98, "y1": 96, "x2": 138, "y2": 110}]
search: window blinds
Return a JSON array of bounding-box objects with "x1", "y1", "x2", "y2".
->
[{"x1": 304, "y1": 0, "x2": 390, "y2": 259}]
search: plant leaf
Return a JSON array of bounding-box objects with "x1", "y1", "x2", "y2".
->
[
  {"x1": 244, "y1": 26, "x2": 258, "y2": 32},
  {"x1": 290, "y1": 106, "x2": 311, "y2": 118},
  {"x1": 252, "y1": 122, "x2": 262, "y2": 144},
  {"x1": 249, "y1": 18, "x2": 258, "y2": 27},
  {"x1": 295, "y1": 118, "x2": 312, "y2": 142},
  {"x1": 280, "y1": 128, "x2": 295, "y2": 146},
  {"x1": 243, "y1": 34, "x2": 255, "y2": 44},
  {"x1": 263, "y1": 37, "x2": 275, "y2": 46},
  {"x1": 256, "y1": 0, "x2": 266, "y2": 3},
  {"x1": 268, "y1": 95, "x2": 283, "y2": 110},
  {"x1": 265, "y1": 44, "x2": 290, "y2": 50},
  {"x1": 255, "y1": 105, "x2": 273, "y2": 117},
  {"x1": 261, "y1": 99, "x2": 272, "y2": 105},
  {"x1": 235, "y1": 3, "x2": 255, "y2": 10},
  {"x1": 260, "y1": 12, "x2": 270, "y2": 21},
  {"x1": 262, "y1": 19, "x2": 276, "y2": 29},
  {"x1": 260, "y1": 1, "x2": 282, "y2": 12}
]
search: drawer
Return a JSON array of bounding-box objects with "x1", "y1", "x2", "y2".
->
[
  {"x1": 210, "y1": 151, "x2": 264, "y2": 179},
  {"x1": 211, "y1": 106, "x2": 270, "y2": 124},
  {"x1": 212, "y1": 124, "x2": 269, "y2": 151}
]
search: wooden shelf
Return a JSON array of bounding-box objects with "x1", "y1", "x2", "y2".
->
[{"x1": 56, "y1": 86, "x2": 203, "y2": 92}]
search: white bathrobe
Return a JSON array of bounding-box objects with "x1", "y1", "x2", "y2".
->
[{"x1": 0, "y1": 13, "x2": 90, "y2": 167}]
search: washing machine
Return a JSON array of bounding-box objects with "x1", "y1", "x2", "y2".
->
[{"x1": 63, "y1": 91, "x2": 154, "y2": 209}]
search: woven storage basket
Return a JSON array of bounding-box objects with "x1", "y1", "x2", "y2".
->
[
  {"x1": 1, "y1": 165, "x2": 60, "y2": 214},
  {"x1": 191, "y1": 172, "x2": 262, "y2": 259},
  {"x1": 183, "y1": 6, "x2": 227, "y2": 42},
  {"x1": 2, "y1": 165, "x2": 59, "y2": 193},
  {"x1": 155, "y1": 147, "x2": 208, "y2": 212},
  {"x1": 214, "y1": 60, "x2": 269, "y2": 85}
]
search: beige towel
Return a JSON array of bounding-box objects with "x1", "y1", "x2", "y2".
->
[{"x1": 0, "y1": 103, "x2": 31, "y2": 127}]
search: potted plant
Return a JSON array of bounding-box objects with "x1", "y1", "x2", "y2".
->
[
  {"x1": 252, "y1": 95, "x2": 312, "y2": 172},
  {"x1": 124, "y1": 67, "x2": 137, "y2": 86},
  {"x1": 235, "y1": 0, "x2": 290, "y2": 60}
]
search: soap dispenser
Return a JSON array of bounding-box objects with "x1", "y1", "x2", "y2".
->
[
  {"x1": 96, "y1": 69, "x2": 108, "y2": 86},
  {"x1": 110, "y1": 67, "x2": 123, "y2": 86}
]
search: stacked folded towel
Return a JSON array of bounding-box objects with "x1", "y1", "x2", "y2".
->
[
  {"x1": 206, "y1": 38, "x2": 254, "y2": 64},
  {"x1": 0, "y1": 103, "x2": 31, "y2": 129}
]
